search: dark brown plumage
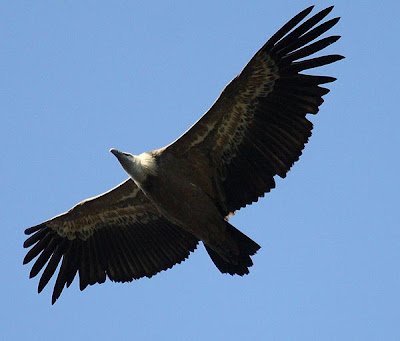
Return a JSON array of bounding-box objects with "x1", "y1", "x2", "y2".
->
[{"x1": 24, "y1": 6, "x2": 343, "y2": 304}]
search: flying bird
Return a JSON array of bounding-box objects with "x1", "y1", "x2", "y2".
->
[{"x1": 23, "y1": 6, "x2": 343, "y2": 304}]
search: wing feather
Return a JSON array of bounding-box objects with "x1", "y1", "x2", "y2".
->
[
  {"x1": 23, "y1": 179, "x2": 199, "y2": 303},
  {"x1": 38, "y1": 239, "x2": 67, "y2": 293},
  {"x1": 167, "y1": 6, "x2": 343, "y2": 215},
  {"x1": 271, "y1": 6, "x2": 334, "y2": 53}
]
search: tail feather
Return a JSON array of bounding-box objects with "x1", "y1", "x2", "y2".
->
[{"x1": 205, "y1": 222, "x2": 260, "y2": 276}]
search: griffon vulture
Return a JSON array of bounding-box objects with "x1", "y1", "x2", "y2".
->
[{"x1": 23, "y1": 6, "x2": 343, "y2": 304}]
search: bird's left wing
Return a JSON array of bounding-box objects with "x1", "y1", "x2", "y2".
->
[{"x1": 23, "y1": 178, "x2": 199, "y2": 304}]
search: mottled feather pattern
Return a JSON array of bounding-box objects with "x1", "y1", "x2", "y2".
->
[
  {"x1": 24, "y1": 179, "x2": 199, "y2": 303},
  {"x1": 24, "y1": 217, "x2": 199, "y2": 304},
  {"x1": 169, "y1": 6, "x2": 343, "y2": 214},
  {"x1": 23, "y1": 6, "x2": 343, "y2": 304}
]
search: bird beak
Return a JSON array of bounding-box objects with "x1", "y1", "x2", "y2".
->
[
  {"x1": 109, "y1": 148, "x2": 128, "y2": 163},
  {"x1": 110, "y1": 148, "x2": 138, "y2": 179},
  {"x1": 109, "y1": 148, "x2": 121, "y2": 157},
  {"x1": 110, "y1": 148, "x2": 133, "y2": 168}
]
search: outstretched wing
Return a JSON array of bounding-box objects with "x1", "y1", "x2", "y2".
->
[
  {"x1": 167, "y1": 6, "x2": 343, "y2": 215},
  {"x1": 23, "y1": 179, "x2": 199, "y2": 304}
]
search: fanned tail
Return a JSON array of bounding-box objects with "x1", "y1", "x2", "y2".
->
[{"x1": 205, "y1": 222, "x2": 260, "y2": 276}]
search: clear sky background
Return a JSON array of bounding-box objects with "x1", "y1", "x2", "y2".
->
[{"x1": 1, "y1": 1, "x2": 399, "y2": 340}]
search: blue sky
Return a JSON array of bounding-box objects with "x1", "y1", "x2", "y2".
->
[{"x1": 1, "y1": 1, "x2": 399, "y2": 340}]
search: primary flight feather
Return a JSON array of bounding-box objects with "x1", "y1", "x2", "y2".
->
[{"x1": 24, "y1": 6, "x2": 343, "y2": 304}]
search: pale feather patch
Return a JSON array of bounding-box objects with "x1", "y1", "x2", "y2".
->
[
  {"x1": 125, "y1": 152, "x2": 158, "y2": 185},
  {"x1": 170, "y1": 54, "x2": 278, "y2": 153},
  {"x1": 47, "y1": 183, "x2": 159, "y2": 241},
  {"x1": 50, "y1": 203, "x2": 157, "y2": 241},
  {"x1": 214, "y1": 53, "x2": 279, "y2": 168},
  {"x1": 137, "y1": 152, "x2": 157, "y2": 176}
]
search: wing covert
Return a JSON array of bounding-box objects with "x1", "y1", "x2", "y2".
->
[
  {"x1": 167, "y1": 6, "x2": 343, "y2": 215},
  {"x1": 23, "y1": 179, "x2": 199, "y2": 304}
]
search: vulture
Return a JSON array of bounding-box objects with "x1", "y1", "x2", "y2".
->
[{"x1": 23, "y1": 6, "x2": 343, "y2": 304}]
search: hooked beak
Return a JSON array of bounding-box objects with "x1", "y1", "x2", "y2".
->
[
  {"x1": 110, "y1": 148, "x2": 122, "y2": 157},
  {"x1": 109, "y1": 148, "x2": 130, "y2": 162}
]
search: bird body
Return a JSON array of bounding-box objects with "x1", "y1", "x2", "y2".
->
[
  {"x1": 111, "y1": 148, "x2": 258, "y2": 267},
  {"x1": 23, "y1": 6, "x2": 343, "y2": 303}
]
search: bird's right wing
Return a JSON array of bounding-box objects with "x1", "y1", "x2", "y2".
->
[
  {"x1": 167, "y1": 6, "x2": 343, "y2": 216},
  {"x1": 23, "y1": 178, "x2": 199, "y2": 304}
]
